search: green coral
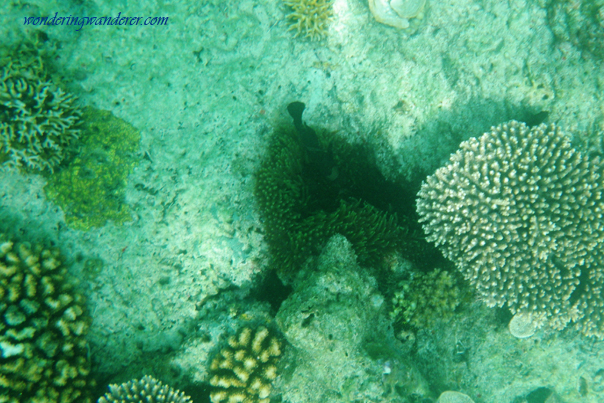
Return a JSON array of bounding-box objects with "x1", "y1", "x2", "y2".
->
[
  {"x1": 254, "y1": 124, "x2": 432, "y2": 275},
  {"x1": 44, "y1": 107, "x2": 140, "y2": 230},
  {"x1": 389, "y1": 269, "x2": 461, "y2": 329},
  {"x1": 0, "y1": 48, "x2": 81, "y2": 172},
  {"x1": 284, "y1": 0, "x2": 333, "y2": 40},
  {"x1": 0, "y1": 234, "x2": 94, "y2": 403}
]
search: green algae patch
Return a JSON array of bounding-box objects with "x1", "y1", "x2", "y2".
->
[{"x1": 45, "y1": 107, "x2": 140, "y2": 230}]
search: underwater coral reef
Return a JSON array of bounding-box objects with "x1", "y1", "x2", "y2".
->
[
  {"x1": 0, "y1": 234, "x2": 94, "y2": 403},
  {"x1": 0, "y1": 56, "x2": 81, "y2": 172},
  {"x1": 417, "y1": 121, "x2": 604, "y2": 337}
]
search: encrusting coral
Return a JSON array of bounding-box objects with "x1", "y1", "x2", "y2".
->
[
  {"x1": 283, "y1": 0, "x2": 333, "y2": 40},
  {"x1": 416, "y1": 121, "x2": 604, "y2": 337},
  {"x1": 0, "y1": 233, "x2": 94, "y2": 403},
  {"x1": 44, "y1": 106, "x2": 140, "y2": 230},
  {"x1": 98, "y1": 375, "x2": 191, "y2": 403},
  {"x1": 208, "y1": 326, "x2": 282, "y2": 403},
  {"x1": 0, "y1": 51, "x2": 81, "y2": 172}
]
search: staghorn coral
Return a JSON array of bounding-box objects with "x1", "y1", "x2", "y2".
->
[
  {"x1": 0, "y1": 234, "x2": 94, "y2": 403},
  {"x1": 416, "y1": 121, "x2": 604, "y2": 337},
  {"x1": 283, "y1": 0, "x2": 333, "y2": 41},
  {"x1": 208, "y1": 326, "x2": 282, "y2": 403},
  {"x1": 98, "y1": 375, "x2": 191, "y2": 403},
  {"x1": 0, "y1": 55, "x2": 81, "y2": 172}
]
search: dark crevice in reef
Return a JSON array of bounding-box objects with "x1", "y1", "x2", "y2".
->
[{"x1": 251, "y1": 269, "x2": 294, "y2": 313}]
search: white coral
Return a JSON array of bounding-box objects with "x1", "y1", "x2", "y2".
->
[{"x1": 368, "y1": 0, "x2": 426, "y2": 29}]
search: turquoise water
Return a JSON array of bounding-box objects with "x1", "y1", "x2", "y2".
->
[{"x1": 1, "y1": 1, "x2": 603, "y2": 402}]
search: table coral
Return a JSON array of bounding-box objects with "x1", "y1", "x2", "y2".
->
[
  {"x1": 417, "y1": 121, "x2": 604, "y2": 337},
  {"x1": 283, "y1": 0, "x2": 333, "y2": 40},
  {"x1": 0, "y1": 234, "x2": 94, "y2": 403}
]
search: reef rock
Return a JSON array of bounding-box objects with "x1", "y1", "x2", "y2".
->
[{"x1": 275, "y1": 235, "x2": 432, "y2": 403}]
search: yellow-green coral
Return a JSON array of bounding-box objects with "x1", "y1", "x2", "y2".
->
[
  {"x1": 209, "y1": 326, "x2": 282, "y2": 403},
  {"x1": 44, "y1": 106, "x2": 140, "y2": 230},
  {"x1": 390, "y1": 269, "x2": 461, "y2": 329},
  {"x1": 284, "y1": 0, "x2": 333, "y2": 40},
  {"x1": 0, "y1": 234, "x2": 94, "y2": 403}
]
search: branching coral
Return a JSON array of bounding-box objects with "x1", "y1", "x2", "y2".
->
[
  {"x1": 208, "y1": 326, "x2": 282, "y2": 403},
  {"x1": 254, "y1": 120, "x2": 436, "y2": 276},
  {"x1": 98, "y1": 375, "x2": 191, "y2": 403},
  {"x1": 0, "y1": 234, "x2": 94, "y2": 403},
  {"x1": 0, "y1": 55, "x2": 81, "y2": 172},
  {"x1": 416, "y1": 121, "x2": 604, "y2": 337},
  {"x1": 283, "y1": 0, "x2": 333, "y2": 40}
]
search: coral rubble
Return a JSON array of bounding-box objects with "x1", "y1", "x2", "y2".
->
[
  {"x1": 98, "y1": 375, "x2": 191, "y2": 403},
  {"x1": 283, "y1": 0, "x2": 333, "y2": 40},
  {"x1": 416, "y1": 120, "x2": 604, "y2": 337},
  {"x1": 0, "y1": 234, "x2": 94, "y2": 403},
  {"x1": 208, "y1": 326, "x2": 282, "y2": 403},
  {"x1": 547, "y1": 0, "x2": 604, "y2": 60}
]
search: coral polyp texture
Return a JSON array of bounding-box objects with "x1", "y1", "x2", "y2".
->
[
  {"x1": 0, "y1": 234, "x2": 94, "y2": 403},
  {"x1": 44, "y1": 107, "x2": 140, "y2": 230},
  {"x1": 0, "y1": 57, "x2": 81, "y2": 172},
  {"x1": 389, "y1": 269, "x2": 461, "y2": 329},
  {"x1": 208, "y1": 326, "x2": 282, "y2": 403},
  {"x1": 416, "y1": 121, "x2": 604, "y2": 337},
  {"x1": 254, "y1": 119, "x2": 435, "y2": 276},
  {"x1": 283, "y1": 0, "x2": 333, "y2": 40},
  {"x1": 98, "y1": 375, "x2": 192, "y2": 403}
]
